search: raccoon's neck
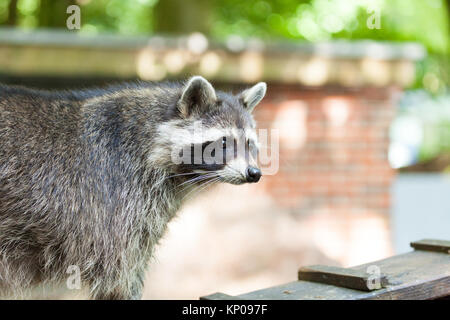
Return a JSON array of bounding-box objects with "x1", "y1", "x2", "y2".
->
[
  {"x1": 134, "y1": 170, "x2": 189, "y2": 257},
  {"x1": 143, "y1": 170, "x2": 212, "y2": 223}
]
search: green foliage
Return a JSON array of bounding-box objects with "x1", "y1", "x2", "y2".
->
[
  {"x1": 0, "y1": 1, "x2": 10, "y2": 24},
  {"x1": 420, "y1": 119, "x2": 450, "y2": 162},
  {"x1": 79, "y1": 0, "x2": 157, "y2": 35},
  {"x1": 0, "y1": 0, "x2": 157, "y2": 33},
  {"x1": 1, "y1": 0, "x2": 447, "y2": 52},
  {"x1": 213, "y1": 0, "x2": 448, "y2": 53},
  {"x1": 16, "y1": 0, "x2": 40, "y2": 28},
  {"x1": 0, "y1": 0, "x2": 448, "y2": 91},
  {"x1": 212, "y1": 0, "x2": 449, "y2": 92},
  {"x1": 395, "y1": 90, "x2": 450, "y2": 164}
]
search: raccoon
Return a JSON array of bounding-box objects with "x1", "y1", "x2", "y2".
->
[{"x1": 0, "y1": 76, "x2": 266, "y2": 300}]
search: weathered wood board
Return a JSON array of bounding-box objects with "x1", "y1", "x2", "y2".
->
[
  {"x1": 410, "y1": 239, "x2": 450, "y2": 254},
  {"x1": 298, "y1": 265, "x2": 388, "y2": 292},
  {"x1": 201, "y1": 239, "x2": 450, "y2": 300}
]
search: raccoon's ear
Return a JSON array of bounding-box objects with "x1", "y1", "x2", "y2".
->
[
  {"x1": 178, "y1": 76, "x2": 217, "y2": 117},
  {"x1": 240, "y1": 82, "x2": 267, "y2": 113}
]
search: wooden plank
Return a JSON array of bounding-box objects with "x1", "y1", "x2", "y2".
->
[
  {"x1": 233, "y1": 250, "x2": 450, "y2": 300},
  {"x1": 410, "y1": 239, "x2": 450, "y2": 254},
  {"x1": 363, "y1": 276, "x2": 450, "y2": 300},
  {"x1": 233, "y1": 280, "x2": 366, "y2": 300},
  {"x1": 298, "y1": 265, "x2": 388, "y2": 291}
]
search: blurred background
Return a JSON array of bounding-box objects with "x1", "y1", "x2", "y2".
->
[{"x1": 0, "y1": 0, "x2": 448, "y2": 299}]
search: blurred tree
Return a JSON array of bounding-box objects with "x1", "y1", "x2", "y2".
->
[
  {"x1": 211, "y1": 0, "x2": 449, "y2": 92},
  {"x1": 6, "y1": 0, "x2": 16, "y2": 25},
  {"x1": 38, "y1": 0, "x2": 75, "y2": 28},
  {"x1": 212, "y1": 0, "x2": 448, "y2": 53},
  {"x1": 154, "y1": 0, "x2": 214, "y2": 34},
  {"x1": 1, "y1": 0, "x2": 447, "y2": 53},
  {"x1": 79, "y1": 0, "x2": 155, "y2": 35}
]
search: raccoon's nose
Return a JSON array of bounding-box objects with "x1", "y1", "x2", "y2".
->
[{"x1": 246, "y1": 166, "x2": 262, "y2": 183}]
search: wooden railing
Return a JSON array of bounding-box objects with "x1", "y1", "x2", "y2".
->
[{"x1": 201, "y1": 239, "x2": 450, "y2": 300}]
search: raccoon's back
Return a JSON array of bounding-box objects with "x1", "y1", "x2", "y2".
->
[
  {"x1": 0, "y1": 85, "x2": 84, "y2": 215},
  {"x1": 0, "y1": 84, "x2": 82, "y2": 145}
]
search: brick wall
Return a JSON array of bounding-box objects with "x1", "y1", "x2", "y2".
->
[{"x1": 255, "y1": 84, "x2": 398, "y2": 215}]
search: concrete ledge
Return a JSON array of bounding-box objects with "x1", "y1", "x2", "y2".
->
[{"x1": 0, "y1": 27, "x2": 426, "y2": 86}]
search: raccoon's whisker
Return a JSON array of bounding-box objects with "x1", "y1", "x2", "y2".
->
[
  {"x1": 173, "y1": 173, "x2": 218, "y2": 195},
  {"x1": 178, "y1": 172, "x2": 216, "y2": 188},
  {"x1": 181, "y1": 173, "x2": 218, "y2": 192},
  {"x1": 151, "y1": 171, "x2": 213, "y2": 192},
  {"x1": 154, "y1": 172, "x2": 209, "y2": 187},
  {"x1": 182, "y1": 181, "x2": 209, "y2": 201},
  {"x1": 182, "y1": 176, "x2": 218, "y2": 193},
  {"x1": 197, "y1": 177, "x2": 220, "y2": 194},
  {"x1": 167, "y1": 172, "x2": 202, "y2": 179},
  {"x1": 181, "y1": 176, "x2": 220, "y2": 202},
  {"x1": 171, "y1": 170, "x2": 217, "y2": 179}
]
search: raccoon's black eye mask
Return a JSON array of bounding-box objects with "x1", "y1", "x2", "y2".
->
[
  {"x1": 179, "y1": 136, "x2": 253, "y2": 172},
  {"x1": 185, "y1": 136, "x2": 231, "y2": 171}
]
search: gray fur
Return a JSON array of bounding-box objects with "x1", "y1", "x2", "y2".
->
[{"x1": 0, "y1": 77, "x2": 265, "y2": 300}]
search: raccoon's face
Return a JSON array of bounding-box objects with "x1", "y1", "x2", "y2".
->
[{"x1": 155, "y1": 76, "x2": 266, "y2": 186}]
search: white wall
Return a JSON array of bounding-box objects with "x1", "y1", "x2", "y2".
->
[{"x1": 392, "y1": 173, "x2": 450, "y2": 253}]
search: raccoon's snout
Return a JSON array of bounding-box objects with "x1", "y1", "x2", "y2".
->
[{"x1": 246, "y1": 166, "x2": 262, "y2": 183}]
